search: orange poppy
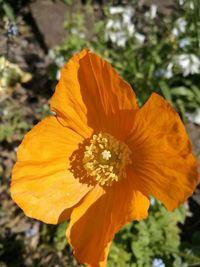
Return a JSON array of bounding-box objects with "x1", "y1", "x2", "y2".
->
[{"x1": 11, "y1": 48, "x2": 199, "y2": 267}]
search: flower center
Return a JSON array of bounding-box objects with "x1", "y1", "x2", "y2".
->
[{"x1": 83, "y1": 132, "x2": 132, "y2": 186}]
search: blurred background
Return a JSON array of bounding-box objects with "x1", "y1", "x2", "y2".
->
[{"x1": 0, "y1": 0, "x2": 200, "y2": 266}]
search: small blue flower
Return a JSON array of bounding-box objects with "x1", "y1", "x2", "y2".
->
[
  {"x1": 7, "y1": 24, "x2": 18, "y2": 37},
  {"x1": 25, "y1": 228, "x2": 37, "y2": 238},
  {"x1": 152, "y1": 258, "x2": 165, "y2": 267},
  {"x1": 154, "y1": 68, "x2": 165, "y2": 78}
]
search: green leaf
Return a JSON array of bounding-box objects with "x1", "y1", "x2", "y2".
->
[
  {"x1": 62, "y1": 0, "x2": 73, "y2": 5},
  {"x1": 176, "y1": 99, "x2": 186, "y2": 120},
  {"x1": 170, "y1": 87, "x2": 195, "y2": 99},
  {"x1": 3, "y1": 3, "x2": 15, "y2": 21},
  {"x1": 159, "y1": 81, "x2": 172, "y2": 103},
  {"x1": 191, "y1": 85, "x2": 200, "y2": 103}
]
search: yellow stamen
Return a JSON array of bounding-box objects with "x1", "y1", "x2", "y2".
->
[{"x1": 83, "y1": 132, "x2": 132, "y2": 186}]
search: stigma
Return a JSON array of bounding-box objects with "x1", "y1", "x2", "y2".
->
[
  {"x1": 83, "y1": 132, "x2": 132, "y2": 186},
  {"x1": 101, "y1": 150, "x2": 112, "y2": 161}
]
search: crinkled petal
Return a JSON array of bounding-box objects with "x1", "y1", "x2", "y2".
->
[
  {"x1": 127, "y1": 93, "x2": 199, "y2": 210},
  {"x1": 11, "y1": 116, "x2": 92, "y2": 224},
  {"x1": 66, "y1": 178, "x2": 149, "y2": 267},
  {"x1": 51, "y1": 49, "x2": 138, "y2": 140}
]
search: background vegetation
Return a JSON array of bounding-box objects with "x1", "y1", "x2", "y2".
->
[{"x1": 0, "y1": 0, "x2": 200, "y2": 266}]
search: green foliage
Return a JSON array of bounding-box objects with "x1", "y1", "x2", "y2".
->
[
  {"x1": 62, "y1": 0, "x2": 74, "y2": 5},
  {"x1": 0, "y1": 0, "x2": 31, "y2": 19},
  {"x1": 0, "y1": 0, "x2": 15, "y2": 21},
  {"x1": 107, "y1": 201, "x2": 189, "y2": 267},
  {"x1": 54, "y1": 222, "x2": 68, "y2": 251},
  {"x1": 0, "y1": 101, "x2": 29, "y2": 143}
]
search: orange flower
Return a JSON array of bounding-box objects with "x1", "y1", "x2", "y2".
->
[{"x1": 11, "y1": 49, "x2": 199, "y2": 267}]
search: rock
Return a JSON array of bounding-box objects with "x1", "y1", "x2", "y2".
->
[
  {"x1": 140, "y1": 0, "x2": 175, "y2": 15},
  {"x1": 186, "y1": 122, "x2": 200, "y2": 171},
  {"x1": 29, "y1": 0, "x2": 68, "y2": 48}
]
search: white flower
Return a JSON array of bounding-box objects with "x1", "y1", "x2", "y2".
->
[
  {"x1": 152, "y1": 258, "x2": 165, "y2": 267},
  {"x1": 177, "y1": 18, "x2": 187, "y2": 32},
  {"x1": 122, "y1": 7, "x2": 134, "y2": 24},
  {"x1": 105, "y1": 7, "x2": 135, "y2": 47},
  {"x1": 145, "y1": 4, "x2": 157, "y2": 19},
  {"x1": 55, "y1": 56, "x2": 65, "y2": 68},
  {"x1": 122, "y1": 7, "x2": 135, "y2": 35},
  {"x1": 113, "y1": 20, "x2": 122, "y2": 31},
  {"x1": 151, "y1": 4, "x2": 157, "y2": 19},
  {"x1": 71, "y1": 28, "x2": 78, "y2": 34},
  {"x1": 134, "y1": 32, "x2": 145, "y2": 44},
  {"x1": 172, "y1": 28, "x2": 179, "y2": 37},
  {"x1": 127, "y1": 23, "x2": 135, "y2": 35},
  {"x1": 106, "y1": 19, "x2": 114, "y2": 29},
  {"x1": 176, "y1": 54, "x2": 200, "y2": 76},
  {"x1": 114, "y1": 32, "x2": 127, "y2": 47},
  {"x1": 48, "y1": 49, "x2": 56, "y2": 60},
  {"x1": 179, "y1": 38, "x2": 190, "y2": 48},
  {"x1": 165, "y1": 62, "x2": 173, "y2": 79},
  {"x1": 190, "y1": 1, "x2": 194, "y2": 9},
  {"x1": 48, "y1": 50, "x2": 65, "y2": 68},
  {"x1": 187, "y1": 108, "x2": 200, "y2": 125},
  {"x1": 56, "y1": 70, "x2": 61, "y2": 80},
  {"x1": 71, "y1": 28, "x2": 85, "y2": 39},
  {"x1": 150, "y1": 4, "x2": 157, "y2": 19},
  {"x1": 116, "y1": 35, "x2": 127, "y2": 47},
  {"x1": 178, "y1": 0, "x2": 185, "y2": 5},
  {"x1": 105, "y1": 30, "x2": 127, "y2": 47},
  {"x1": 106, "y1": 19, "x2": 122, "y2": 31},
  {"x1": 172, "y1": 17, "x2": 187, "y2": 36},
  {"x1": 79, "y1": 32, "x2": 85, "y2": 39},
  {"x1": 109, "y1": 6, "x2": 124, "y2": 15}
]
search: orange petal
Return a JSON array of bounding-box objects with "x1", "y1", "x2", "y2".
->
[
  {"x1": 127, "y1": 93, "x2": 199, "y2": 210},
  {"x1": 67, "y1": 178, "x2": 149, "y2": 267},
  {"x1": 51, "y1": 49, "x2": 138, "y2": 140},
  {"x1": 11, "y1": 116, "x2": 92, "y2": 224}
]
